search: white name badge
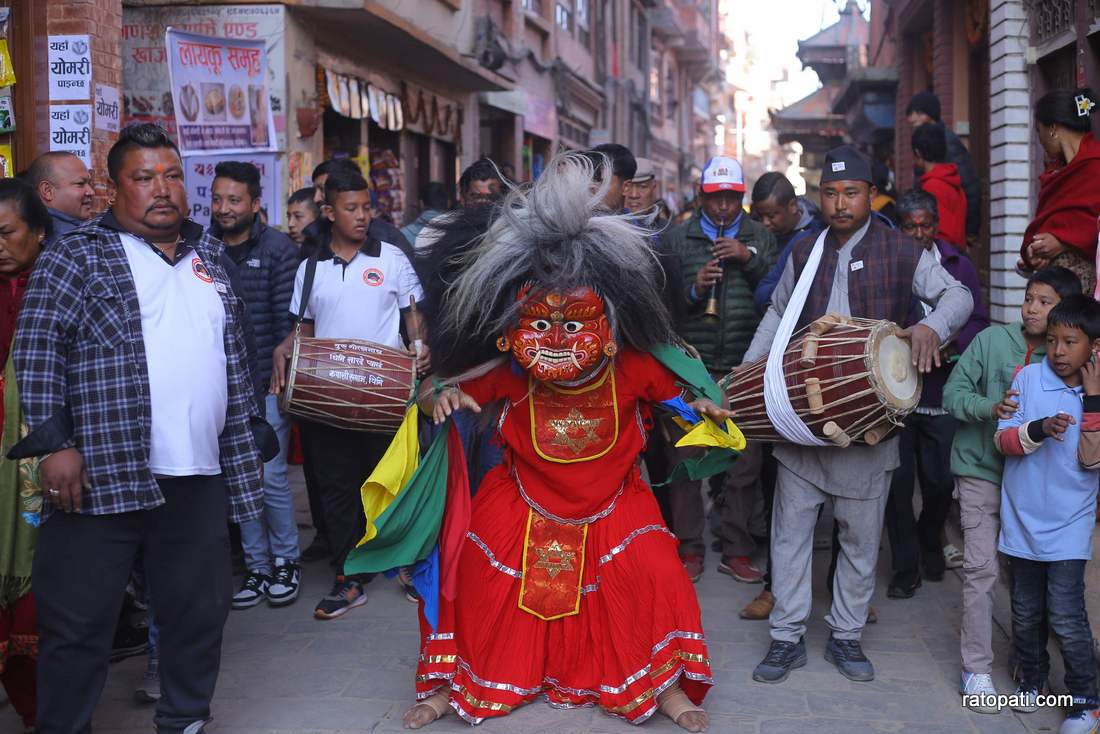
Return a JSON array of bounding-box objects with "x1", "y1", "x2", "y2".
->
[
  {"x1": 850, "y1": 260, "x2": 864, "y2": 272},
  {"x1": 214, "y1": 282, "x2": 228, "y2": 294}
]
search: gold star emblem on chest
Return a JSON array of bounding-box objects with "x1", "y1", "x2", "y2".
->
[
  {"x1": 546, "y1": 408, "x2": 604, "y2": 454},
  {"x1": 534, "y1": 540, "x2": 576, "y2": 578}
]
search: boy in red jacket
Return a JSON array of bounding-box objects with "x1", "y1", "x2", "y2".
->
[{"x1": 913, "y1": 122, "x2": 967, "y2": 249}]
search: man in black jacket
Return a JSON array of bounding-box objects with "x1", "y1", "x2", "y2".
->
[
  {"x1": 209, "y1": 161, "x2": 303, "y2": 610},
  {"x1": 905, "y1": 92, "x2": 981, "y2": 240}
]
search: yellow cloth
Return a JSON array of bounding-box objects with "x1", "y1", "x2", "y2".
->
[
  {"x1": 673, "y1": 415, "x2": 746, "y2": 451},
  {"x1": 358, "y1": 406, "x2": 420, "y2": 545}
]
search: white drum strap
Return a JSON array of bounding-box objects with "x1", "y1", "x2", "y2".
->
[{"x1": 763, "y1": 228, "x2": 830, "y2": 446}]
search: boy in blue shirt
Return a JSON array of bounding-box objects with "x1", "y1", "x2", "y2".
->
[{"x1": 995, "y1": 294, "x2": 1100, "y2": 733}]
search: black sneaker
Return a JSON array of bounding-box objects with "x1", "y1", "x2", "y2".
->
[
  {"x1": 824, "y1": 636, "x2": 874, "y2": 681},
  {"x1": 886, "y1": 569, "x2": 921, "y2": 599},
  {"x1": 109, "y1": 624, "x2": 149, "y2": 663},
  {"x1": 267, "y1": 558, "x2": 300, "y2": 607},
  {"x1": 314, "y1": 576, "x2": 367, "y2": 620},
  {"x1": 752, "y1": 638, "x2": 807, "y2": 684},
  {"x1": 232, "y1": 570, "x2": 270, "y2": 610},
  {"x1": 301, "y1": 537, "x2": 331, "y2": 563},
  {"x1": 396, "y1": 567, "x2": 420, "y2": 604}
]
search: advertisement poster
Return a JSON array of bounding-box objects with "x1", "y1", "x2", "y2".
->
[
  {"x1": 95, "y1": 84, "x2": 121, "y2": 134},
  {"x1": 121, "y1": 5, "x2": 286, "y2": 149},
  {"x1": 49, "y1": 105, "x2": 92, "y2": 166},
  {"x1": 184, "y1": 153, "x2": 280, "y2": 227},
  {"x1": 48, "y1": 35, "x2": 92, "y2": 101},
  {"x1": 166, "y1": 28, "x2": 275, "y2": 154}
]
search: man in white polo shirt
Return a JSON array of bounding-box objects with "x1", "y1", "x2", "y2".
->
[{"x1": 272, "y1": 166, "x2": 427, "y2": 620}]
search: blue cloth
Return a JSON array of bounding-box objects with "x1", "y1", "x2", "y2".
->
[
  {"x1": 12, "y1": 211, "x2": 264, "y2": 522},
  {"x1": 998, "y1": 361, "x2": 1097, "y2": 561},
  {"x1": 660, "y1": 396, "x2": 701, "y2": 425},
  {"x1": 412, "y1": 545, "x2": 441, "y2": 632},
  {"x1": 240, "y1": 394, "x2": 300, "y2": 572},
  {"x1": 699, "y1": 210, "x2": 743, "y2": 243},
  {"x1": 452, "y1": 408, "x2": 502, "y2": 494}
]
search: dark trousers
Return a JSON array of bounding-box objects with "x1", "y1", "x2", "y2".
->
[
  {"x1": 298, "y1": 421, "x2": 389, "y2": 575},
  {"x1": 885, "y1": 413, "x2": 956, "y2": 575},
  {"x1": 1010, "y1": 556, "x2": 1096, "y2": 703},
  {"x1": 301, "y1": 439, "x2": 328, "y2": 545},
  {"x1": 34, "y1": 475, "x2": 232, "y2": 734}
]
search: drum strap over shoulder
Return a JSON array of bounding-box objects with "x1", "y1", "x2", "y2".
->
[
  {"x1": 295, "y1": 252, "x2": 320, "y2": 327},
  {"x1": 764, "y1": 229, "x2": 829, "y2": 447}
]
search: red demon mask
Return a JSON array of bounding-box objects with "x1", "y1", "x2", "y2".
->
[{"x1": 505, "y1": 286, "x2": 615, "y2": 382}]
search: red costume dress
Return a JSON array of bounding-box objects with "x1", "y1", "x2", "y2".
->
[{"x1": 415, "y1": 349, "x2": 713, "y2": 724}]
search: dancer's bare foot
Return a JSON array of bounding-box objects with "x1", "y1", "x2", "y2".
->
[
  {"x1": 403, "y1": 691, "x2": 450, "y2": 729},
  {"x1": 657, "y1": 683, "x2": 709, "y2": 731},
  {"x1": 675, "y1": 710, "x2": 710, "y2": 732}
]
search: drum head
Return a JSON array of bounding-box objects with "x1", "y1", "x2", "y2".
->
[{"x1": 870, "y1": 331, "x2": 921, "y2": 409}]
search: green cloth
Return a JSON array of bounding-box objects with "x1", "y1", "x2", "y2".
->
[
  {"x1": 343, "y1": 424, "x2": 449, "y2": 575},
  {"x1": 648, "y1": 342, "x2": 740, "y2": 485},
  {"x1": 649, "y1": 342, "x2": 722, "y2": 404},
  {"x1": 661, "y1": 214, "x2": 777, "y2": 373},
  {"x1": 0, "y1": 355, "x2": 39, "y2": 609},
  {"x1": 943, "y1": 322, "x2": 1045, "y2": 485}
]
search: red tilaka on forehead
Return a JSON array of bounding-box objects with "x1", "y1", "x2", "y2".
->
[{"x1": 154, "y1": 163, "x2": 166, "y2": 173}]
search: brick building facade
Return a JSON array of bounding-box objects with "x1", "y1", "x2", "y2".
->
[{"x1": 9, "y1": 0, "x2": 122, "y2": 209}]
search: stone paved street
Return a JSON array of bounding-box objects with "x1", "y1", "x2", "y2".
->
[{"x1": 3, "y1": 467, "x2": 1084, "y2": 733}]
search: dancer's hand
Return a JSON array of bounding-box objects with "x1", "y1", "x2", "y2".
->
[
  {"x1": 433, "y1": 388, "x2": 481, "y2": 425},
  {"x1": 689, "y1": 398, "x2": 733, "y2": 422}
]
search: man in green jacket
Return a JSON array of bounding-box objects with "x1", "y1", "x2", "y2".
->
[
  {"x1": 661, "y1": 157, "x2": 777, "y2": 582},
  {"x1": 943, "y1": 266, "x2": 1080, "y2": 711}
]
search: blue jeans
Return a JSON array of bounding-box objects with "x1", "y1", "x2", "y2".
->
[
  {"x1": 240, "y1": 394, "x2": 299, "y2": 573},
  {"x1": 1009, "y1": 556, "x2": 1097, "y2": 702}
]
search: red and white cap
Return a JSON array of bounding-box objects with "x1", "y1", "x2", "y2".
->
[{"x1": 700, "y1": 156, "x2": 745, "y2": 193}]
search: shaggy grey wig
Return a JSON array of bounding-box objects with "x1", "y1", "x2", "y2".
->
[{"x1": 433, "y1": 151, "x2": 677, "y2": 375}]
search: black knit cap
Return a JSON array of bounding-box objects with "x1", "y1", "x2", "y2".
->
[
  {"x1": 820, "y1": 145, "x2": 872, "y2": 185},
  {"x1": 906, "y1": 91, "x2": 941, "y2": 121}
]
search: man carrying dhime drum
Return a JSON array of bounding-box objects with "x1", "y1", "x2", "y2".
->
[
  {"x1": 739, "y1": 145, "x2": 973, "y2": 685},
  {"x1": 270, "y1": 166, "x2": 429, "y2": 621}
]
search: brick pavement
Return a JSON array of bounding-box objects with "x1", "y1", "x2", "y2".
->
[{"x1": 2, "y1": 466, "x2": 1080, "y2": 734}]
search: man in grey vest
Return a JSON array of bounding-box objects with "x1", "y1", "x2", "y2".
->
[{"x1": 743, "y1": 146, "x2": 972, "y2": 684}]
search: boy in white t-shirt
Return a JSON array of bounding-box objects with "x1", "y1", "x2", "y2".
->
[{"x1": 272, "y1": 168, "x2": 428, "y2": 619}]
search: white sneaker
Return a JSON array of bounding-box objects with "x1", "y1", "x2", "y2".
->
[
  {"x1": 267, "y1": 558, "x2": 300, "y2": 607},
  {"x1": 944, "y1": 544, "x2": 964, "y2": 569},
  {"x1": 232, "y1": 570, "x2": 270, "y2": 609},
  {"x1": 960, "y1": 671, "x2": 999, "y2": 714},
  {"x1": 1012, "y1": 684, "x2": 1043, "y2": 713}
]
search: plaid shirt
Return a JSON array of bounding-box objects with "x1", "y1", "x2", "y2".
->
[{"x1": 13, "y1": 212, "x2": 263, "y2": 522}]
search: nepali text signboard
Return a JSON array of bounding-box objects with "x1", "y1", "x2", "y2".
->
[
  {"x1": 48, "y1": 35, "x2": 92, "y2": 101},
  {"x1": 122, "y1": 6, "x2": 286, "y2": 149},
  {"x1": 49, "y1": 105, "x2": 92, "y2": 166},
  {"x1": 184, "y1": 153, "x2": 280, "y2": 227},
  {"x1": 166, "y1": 28, "x2": 275, "y2": 154},
  {"x1": 95, "y1": 84, "x2": 121, "y2": 134}
]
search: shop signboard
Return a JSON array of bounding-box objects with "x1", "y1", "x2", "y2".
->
[
  {"x1": 184, "y1": 152, "x2": 280, "y2": 227},
  {"x1": 166, "y1": 28, "x2": 276, "y2": 154},
  {"x1": 49, "y1": 105, "x2": 92, "y2": 167},
  {"x1": 95, "y1": 84, "x2": 121, "y2": 134},
  {"x1": 48, "y1": 35, "x2": 92, "y2": 101},
  {"x1": 121, "y1": 5, "x2": 286, "y2": 149}
]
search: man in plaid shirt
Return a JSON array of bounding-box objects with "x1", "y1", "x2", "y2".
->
[{"x1": 11, "y1": 124, "x2": 266, "y2": 734}]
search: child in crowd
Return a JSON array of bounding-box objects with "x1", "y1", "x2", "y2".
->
[
  {"x1": 944, "y1": 267, "x2": 1082, "y2": 711},
  {"x1": 995, "y1": 294, "x2": 1100, "y2": 734}
]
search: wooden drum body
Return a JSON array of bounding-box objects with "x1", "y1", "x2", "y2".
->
[
  {"x1": 280, "y1": 338, "x2": 416, "y2": 433},
  {"x1": 722, "y1": 316, "x2": 921, "y2": 446}
]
